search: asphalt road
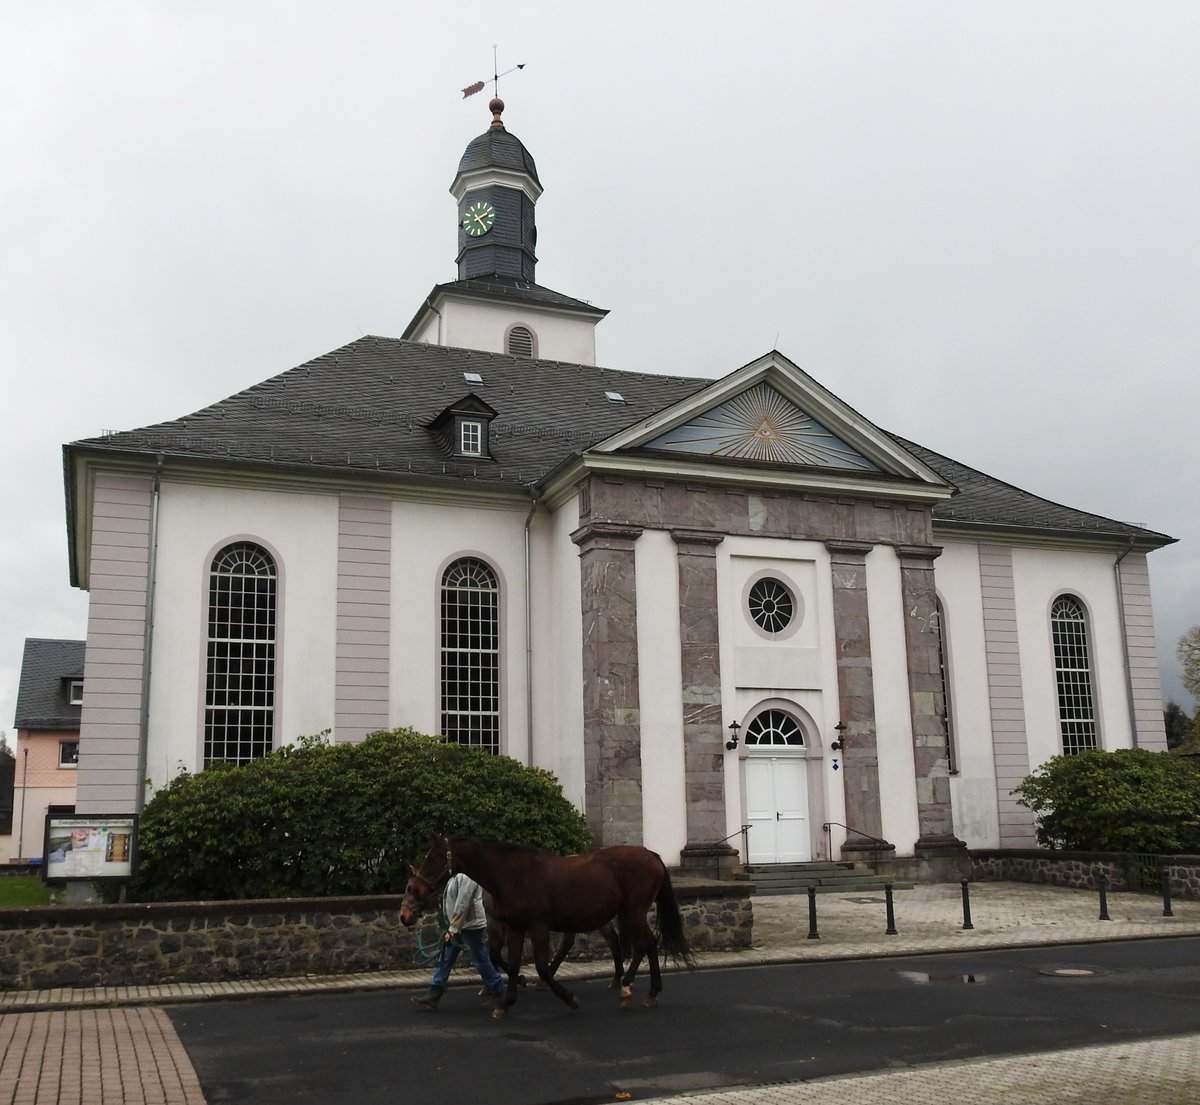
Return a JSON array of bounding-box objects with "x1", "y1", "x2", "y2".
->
[{"x1": 168, "y1": 937, "x2": 1200, "y2": 1105}]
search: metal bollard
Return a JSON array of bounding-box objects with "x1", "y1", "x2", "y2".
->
[
  {"x1": 1161, "y1": 867, "x2": 1174, "y2": 918},
  {"x1": 884, "y1": 882, "x2": 898, "y2": 935},
  {"x1": 807, "y1": 885, "x2": 820, "y2": 939},
  {"x1": 960, "y1": 879, "x2": 974, "y2": 930},
  {"x1": 1097, "y1": 873, "x2": 1110, "y2": 921}
]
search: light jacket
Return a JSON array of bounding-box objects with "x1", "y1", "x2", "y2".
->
[{"x1": 443, "y1": 872, "x2": 488, "y2": 934}]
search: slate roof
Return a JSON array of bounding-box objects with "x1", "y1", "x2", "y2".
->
[
  {"x1": 70, "y1": 337, "x2": 701, "y2": 490},
  {"x1": 67, "y1": 336, "x2": 1173, "y2": 548},
  {"x1": 14, "y1": 639, "x2": 85, "y2": 731},
  {"x1": 896, "y1": 436, "x2": 1172, "y2": 545},
  {"x1": 457, "y1": 125, "x2": 540, "y2": 186}
]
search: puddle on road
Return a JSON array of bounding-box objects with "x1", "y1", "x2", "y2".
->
[{"x1": 896, "y1": 970, "x2": 984, "y2": 984}]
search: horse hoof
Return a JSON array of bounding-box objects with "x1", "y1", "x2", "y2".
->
[
  {"x1": 568, "y1": 996, "x2": 580, "y2": 1010},
  {"x1": 492, "y1": 1007, "x2": 508, "y2": 1020},
  {"x1": 642, "y1": 995, "x2": 658, "y2": 1009}
]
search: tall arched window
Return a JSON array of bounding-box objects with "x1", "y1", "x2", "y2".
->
[
  {"x1": 441, "y1": 557, "x2": 500, "y2": 754},
  {"x1": 205, "y1": 542, "x2": 277, "y2": 766},
  {"x1": 1051, "y1": 594, "x2": 1098, "y2": 754},
  {"x1": 935, "y1": 598, "x2": 957, "y2": 773}
]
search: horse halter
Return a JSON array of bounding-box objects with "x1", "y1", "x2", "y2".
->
[{"x1": 407, "y1": 835, "x2": 455, "y2": 906}]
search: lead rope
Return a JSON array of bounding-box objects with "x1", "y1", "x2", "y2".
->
[{"x1": 412, "y1": 907, "x2": 461, "y2": 967}]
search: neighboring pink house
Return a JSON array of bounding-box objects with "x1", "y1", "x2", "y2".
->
[{"x1": 9, "y1": 639, "x2": 84, "y2": 862}]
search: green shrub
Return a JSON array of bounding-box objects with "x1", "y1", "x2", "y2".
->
[
  {"x1": 127, "y1": 729, "x2": 592, "y2": 902},
  {"x1": 1014, "y1": 748, "x2": 1200, "y2": 853}
]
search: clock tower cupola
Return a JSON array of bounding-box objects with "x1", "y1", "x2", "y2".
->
[{"x1": 451, "y1": 98, "x2": 541, "y2": 282}]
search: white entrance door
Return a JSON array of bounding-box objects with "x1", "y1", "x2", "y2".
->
[{"x1": 744, "y1": 755, "x2": 810, "y2": 863}]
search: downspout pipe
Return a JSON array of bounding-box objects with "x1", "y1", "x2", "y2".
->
[
  {"x1": 426, "y1": 297, "x2": 444, "y2": 346},
  {"x1": 135, "y1": 454, "x2": 165, "y2": 812},
  {"x1": 523, "y1": 485, "x2": 542, "y2": 767},
  {"x1": 1113, "y1": 536, "x2": 1138, "y2": 747}
]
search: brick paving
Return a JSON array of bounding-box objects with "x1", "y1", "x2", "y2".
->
[{"x1": 1, "y1": 881, "x2": 1198, "y2": 1103}]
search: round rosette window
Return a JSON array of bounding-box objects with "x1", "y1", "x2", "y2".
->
[{"x1": 747, "y1": 576, "x2": 798, "y2": 635}]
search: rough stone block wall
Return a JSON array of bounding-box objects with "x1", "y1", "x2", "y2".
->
[
  {"x1": 969, "y1": 849, "x2": 1200, "y2": 899},
  {"x1": 0, "y1": 883, "x2": 753, "y2": 991}
]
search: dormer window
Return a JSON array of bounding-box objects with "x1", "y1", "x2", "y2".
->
[
  {"x1": 68, "y1": 680, "x2": 83, "y2": 705},
  {"x1": 460, "y1": 420, "x2": 483, "y2": 456},
  {"x1": 430, "y1": 392, "x2": 498, "y2": 460}
]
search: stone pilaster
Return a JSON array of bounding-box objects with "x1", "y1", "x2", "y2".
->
[
  {"x1": 570, "y1": 521, "x2": 644, "y2": 845},
  {"x1": 671, "y1": 530, "x2": 737, "y2": 874},
  {"x1": 896, "y1": 545, "x2": 967, "y2": 869},
  {"x1": 825, "y1": 540, "x2": 892, "y2": 855}
]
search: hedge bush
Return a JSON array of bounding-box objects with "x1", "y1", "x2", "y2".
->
[
  {"x1": 126, "y1": 729, "x2": 593, "y2": 902},
  {"x1": 1014, "y1": 748, "x2": 1200, "y2": 853}
]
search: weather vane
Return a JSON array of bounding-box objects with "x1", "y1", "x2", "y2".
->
[{"x1": 461, "y1": 45, "x2": 525, "y2": 99}]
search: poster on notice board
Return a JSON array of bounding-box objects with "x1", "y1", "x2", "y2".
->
[{"x1": 42, "y1": 814, "x2": 137, "y2": 881}]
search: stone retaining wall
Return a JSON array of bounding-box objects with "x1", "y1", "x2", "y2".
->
[
  {"x1": 0, "y1": 880, "x2": 752, "y2": 991},
  {"x1": 970, "y1": 849, "x2": 1200, "y2": 899}
]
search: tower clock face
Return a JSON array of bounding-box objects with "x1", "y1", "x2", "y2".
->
[{"x1": 462, "y1": 200, "x2": 497, "y2": 237}]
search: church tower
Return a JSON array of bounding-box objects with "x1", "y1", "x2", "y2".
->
[
  {"x1": 402, "y1": 98, "x2": 608, "y2": 365},
  {"x1": 452, "y1": 97, "x2": 541, "y2": 283}
]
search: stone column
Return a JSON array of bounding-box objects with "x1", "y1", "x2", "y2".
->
[
  {"x1": 897, "y1": 544, "x2": 967, "y2": 873},
  {"x1": 671, "y1": 530, "x2": 737, "y2": 875},
  {"x1": 570, "y1": 521, "x2": 644, "y2": 845},
  {"x1": 825, "y1": 540, "x2": 892, "y2": 855}
]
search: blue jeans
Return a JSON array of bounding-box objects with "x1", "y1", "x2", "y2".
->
[{"x1": 430, "y1": 927, "x2": 506, "y2": 995}]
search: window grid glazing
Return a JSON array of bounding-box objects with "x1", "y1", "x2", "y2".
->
[
  {"x1": 745, "y1": 709, "x2": 804, "y2": 746},
  {"x1": 460, "y1": 420, "x2": 482, "y2": 456},
  {"x1": 441, "y1": 558, "x2": 500, "y2": 755},
  {"x1": 935, "y1": 599, "x2": 957, "y2": 773},
  {"x1": 1051, "y1": 595, "x2": 1097, "y2": 754},
  {"x1": 205, "y1": 543, "x2": 276, "y2": 766},
  {"x1": 748, "y1": 578, "x2": 795, "y2": 635}
]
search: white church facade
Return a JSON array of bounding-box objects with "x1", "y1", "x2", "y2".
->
[{"x1": 63, "y1": 98, "x2": 1173, "y2": 878}]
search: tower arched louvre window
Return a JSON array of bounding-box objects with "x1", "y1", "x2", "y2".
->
[
  {"x1": 1051, "y1": 595, "x2": 1098, "y2": 754},
  {"x1": 205, "y1": 542, "x2": 276, "y2": 766},
  {"x1": 745, "y1": 709, "x2": 804, "y2": 746},
  {"x1": 440, "y1": 557, "x2": 500, "y2": 754},
  {"x1": 506, "y1": 325, "x2": 535, "y2": 358}
]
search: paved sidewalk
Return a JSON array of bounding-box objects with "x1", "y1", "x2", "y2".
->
[{"x1": 1, "y1": 881, "x2": 1199, "y2": 1103}]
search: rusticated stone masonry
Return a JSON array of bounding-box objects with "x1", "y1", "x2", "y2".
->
[{"x1": 0, "y1": 882, "x2": 753, "y2": 991}]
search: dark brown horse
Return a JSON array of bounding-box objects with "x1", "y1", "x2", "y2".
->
[
  {"x1": 483, "y1": 893, "x2": 625, "y2": 991},
  {"x1": 400, "y1": 836, "x2": 695, "y2": 1015}
]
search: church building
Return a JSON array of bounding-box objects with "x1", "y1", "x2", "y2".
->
[{"x1": 63, "y1": 98, "x2": 1174, "y2": 878}]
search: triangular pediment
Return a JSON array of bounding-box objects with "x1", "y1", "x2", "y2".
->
[
  {"x1": 585, "y1": 351, "x2": 952, "y2": 497},
  {"x1": 643, "y1": 381, "x2": 880, "y2": 471}
]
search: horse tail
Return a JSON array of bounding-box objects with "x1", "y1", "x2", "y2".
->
[{"x1": 655, "y1": 869, "x2": 697, "y2": 969}]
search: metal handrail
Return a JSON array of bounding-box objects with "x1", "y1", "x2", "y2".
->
[{"x1": 822, "y1": 821, "x2": 888, "y2": 874}]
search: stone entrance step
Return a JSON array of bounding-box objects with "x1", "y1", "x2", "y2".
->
[{"x1": 744, "y1": 862, "x2": 913, "y2": 896}]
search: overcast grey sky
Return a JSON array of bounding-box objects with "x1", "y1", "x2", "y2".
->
[{"x1": 3, "y1": 1, "x2": 1197, "y2": 733}]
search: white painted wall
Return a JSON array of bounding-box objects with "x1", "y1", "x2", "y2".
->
[
  {"x1": 537, "y1": 496, "x2": 585, "y2": 808},
  {"x1": 934, "y1": 540, "x2": 1001, "y2": 848},
  {"x1": 1011, "y1": 545, "x2": 1132, "y2": 763},
  {"x1": 432, "y1": 298, "x2": 599, "y2": 365},
  {"x1": 147, "y1": 482, "x2": 340, "y2": 791},
  {"x1": 634, "y1": 528, "x2": 687, "y2": 864},
  {"x1": 717, "y1": 537, "x2": 842, "y2": 860},
  {"x1": 865, "y1": 545, "x2": 921, "y2": 855},
  {"x1": 387, "y1": 497, "x2": 530, "y2": 751}
]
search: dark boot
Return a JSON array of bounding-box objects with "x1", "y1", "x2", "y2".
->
[{"x1": 410, "y1": 985, "x2": 444, "y2": 1011}]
